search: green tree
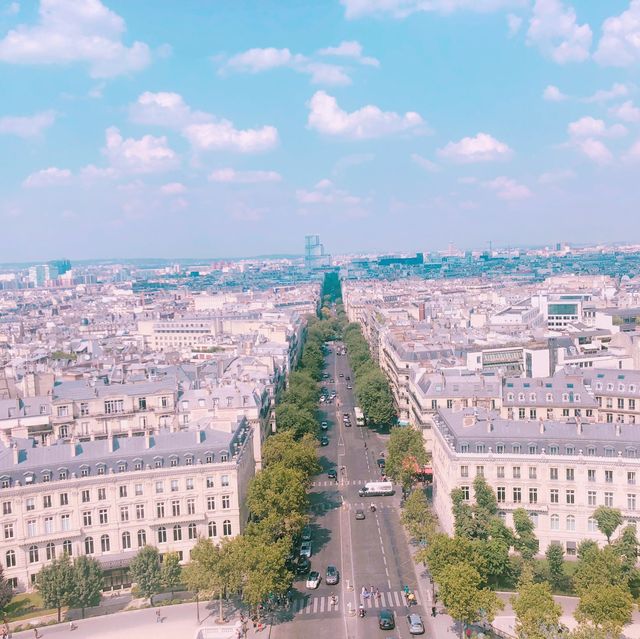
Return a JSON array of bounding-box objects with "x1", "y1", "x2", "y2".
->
[
  {"x1": 473, "y1": 475, "x2": 498, "y2": 516},
  {"x1": 0, "y1": 564, "x2": 13, "y2": 613},
  {"x1": 575, "y1": 583, "x2": 633, "y2": 635},
  {"x1": 438, "y1": 562, "x2": 503, "y2": 638},
  {"x1": 513, "y1": 509, "x2": 539, "y2": 561},
  {"x1": 569, "y1": 625, "x2": 613, "y2": 639},
  {"x1": 422, "y1": 534, "x2": 488, "y2": 585},
  {"x1": 36, "y1": 554, "x2": 74, "y2": 622},
  {"x1": 577, "y1": 539, "x2": 598, "y2": 561},
  {"x1": 261, "y1": 432, "x2": 321, "y2": 477},
  {"x1": 593, "y1": 506, "x2": 623, "y2": 544},
  {"x1": 70, "y1": 556, "x2": 104, "y2": 618},
  {"x1": 129, "y1": 545, "x2": 162, "y2": 605},
  {"x1": 274, "y1": 403, "x2": 317, "y2": 439},
  {"x1": 573, "y1": 545, "x2": 627, "y2": 595},
  {"x1": 478, "y1": 539, "x2": 511, "y2": 586},
  {"x1": 401, "y1": 489, "x2": 438, "y2": 542},
  {"x1": 545, "y1": 543, "x2": 565, "y2": 590},
  {"x1": 615, "y1": 524, "x2": 639, "y2": 574},
  {"x1": 511, "y1": 577, "x2": 562, "y2": 639},
  {"x1": 161, "y1": 552, "x2": 182, "y2": 599},
  {"x1": 451, "y1": 489, "x2": 478, "y2": 539},
  {"x1": 355, "y1": 367, "x2": 396, "y2": 426},
  {"x1": 385, "y1": 426, "x2": 428, "y2": 491}
]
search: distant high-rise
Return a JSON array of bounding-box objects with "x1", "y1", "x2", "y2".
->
[{"x1": 304, "y1": 235, "x2": 331, "y2": 269}]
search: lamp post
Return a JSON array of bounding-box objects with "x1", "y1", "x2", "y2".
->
[{"x1": 196, "y1": 592, "x2": 200, "y2": 623}]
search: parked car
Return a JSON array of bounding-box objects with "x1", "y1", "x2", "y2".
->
[
  {"x1": 321, "y1": 436, "x2": 329, "y2": 446},
  {"x1": 301, "y1": 526, "x2": 312, "y2": 542},
  {"x1": 299, "y1": 541, "x2": 312, "y2": 558},
  {"x1": 330, "y1": 378, "x2": 335, "y2": 383},
  {"x1": 355, "y1": 509, "x2": 365, "y2": 520},
  {"x1": 326, "y1": 565, "x2": 339, "y2": 585},
  {"x1": 321, "y1": 421, "x2": 328, "y2": 430},
  {"x1": 295, "y1": 556, "x2": 311, "y2": 574},
  {"x1": 319, "y1": 396, "x2": 325, "y2": 403},
  {"x1": 377, "y1": 458, "x2": 386, "y2": 468},
  {"x1": 339, "y1": 373, "x2": 344, "y2": 377},
  {"x1": 346, "y1": 376, "x2": 350, "y2": 380},
  {"x1": 346, "y1": 384, "x2": 353, "y2": 390},
  {"x1": 407, "y1": 613, "x2": 425, "y2": 635},
  {"x1": 379, "y1": 609, "x2": 395, "y2": 630},
  {"x1": 327, "y1": 469, "x2": 337, "y2": 479},
  {"x1": 306, "y1": 571, "x2": 321, "y2": 589}
]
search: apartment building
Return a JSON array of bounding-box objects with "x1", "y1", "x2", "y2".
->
[
  {"x1": 431, "y1": 408, "x2": 640, "y2": 555},
  {"x1": 137, "y1": 319, "x2": 220, "y2": 351},
  {"x1": 588, "y1": 369, "x2": 640, "y2": 424},
  {"x1": 0, "y1": 419, "x2": 254, "y2": 591}
]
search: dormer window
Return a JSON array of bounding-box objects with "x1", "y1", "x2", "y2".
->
[
  {"x1": 81, "y1": 466, "x2": 90, "y2": 477},
  {"x1": 476, "y1": 444, "x2": 485, "y2": 454},
  {"x1": 518, "y1": 393, "x2": 525, "y2": 402},
  {"x1": 575, "y1": 394, "x2": 581, "y2": 402},
  {"x1": 198, "y1": 398, "x2": 206, "y2": 408},
  {"x1": 185, "y1": 455, "x2": 194, "y2": 466},
  {"x1": 170, "y1": 457, "x2": 178, "y2": 467},
  {"x1": 607, "y1": 383, "x2": 614, "y2": 391},
  {"x1": 134, "y1": 460, "x2": 143, "y2": 471},
  {"x1": 220, "y1": 452, "x2": 229, "y2": 462},
  {"x1": 507, "y1": 393, "x2": 514, "y2": 401},
  {"x1": 619, "y1": 385, "x2": 625, "y2": 392},
  {"x1": 630, "y1": 385, "x2": 636, "y2": 393},
  {"x1": 529, "y1": 393, "x2": 536, "y2": 402},
  {"x1": 154, "y1": 458, "x2": 163, "y2": 469},
  {"x1": 546, "y1": 393, "x2": 553, "y2": 402},
  {"x1": 596, "y1": 383, "x2": 602, "y2": 390},
  {"x1": 97, "y1": 465, "x2": 106, "y2": 476},
  {"x1": 59, "y1": 468, "x2": 68, "y2": 480},
  {"x1": 205, "y1": 452, "x2": 214, "y2": 464}
]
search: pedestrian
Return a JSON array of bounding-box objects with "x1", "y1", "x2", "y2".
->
[
  {"x1": 33, "y1": 629, "x2": 41, "y2": 639},
  {"x1": 156, "y1": 609, "x2": 161, "y2": 623},
  {"x1": 375, "y1": 588, "x2": 380, "y2": 600},
  {"x1": 361, "y1": 585, "x2": 367, "y2": 598},
  {"x1": 2, "y1": 628, "x2": 7, "y2": 639}
]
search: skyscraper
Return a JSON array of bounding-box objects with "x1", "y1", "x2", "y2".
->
[{"x1": 304, "y1": 235, "x2": 331, "y2": 269}]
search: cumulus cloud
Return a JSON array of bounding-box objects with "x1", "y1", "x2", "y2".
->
[
  {"x1": 584, "y1": 82, "x2": 629, "y2": 103},
  {"x1": 0, "y1": 0, "x2": 152, "y2": 78},
  {"x1": 160, "y1": 182, "x2": 186, "y2": 195},
  {"x1": 411, "y1": 153, "x2": 439, "y2": 172},
  {"x1": 595, "y1": 1, "x2": 640, "y2": 67},
  {"x1": 624, "y1": 138, "x2": 640, "y2": 161},
  {"x1": 318, "y1": 41, "x2": 379, "y2": 66},
  {"x1": 527, "y1": 0, "x2": 592, "y2": 64},
  {"x1": 102, "y1": 126, "x2": 178, "y2": 174},
  {"x1": 507, "y1": 13, "x2": 523, "y2": 37},
  {"x1": 577, "y1": 138, "x2": 613, "y2": 164},
  {"x1": 307, "y1": 91, "x2": 425, "y2": 139},
  {"x1": 130, "y1": 91, "x2": 210, "y2": 128},
  {"x1": 208, "y1": 168, "x2": 282, "y2": 183},
  {"x1": 296, "y1": 179, "x2": 368, "y2": 217},
  {"x1": 341, "y1": 0, "x2": 524, "y2": 19},
  {"x1": 567, "y1": 116, "x2": 627, "y2": 138},
  {"x1": 543, "y1": 85, "x2": 568, "y2": 101},
  {"x1": 0, "y1": 110, "x2": 55, "y2": 137},
  {"x1": 538, "y1": 169, "x2": 576, "y2": 184},
  {"x1": 22, "y1": 167, "x2": 71, "y2": 187},
  {"x1": 610, "y1": 100, "x2": 640, "y2": 123},
  {"x1": 438, "y1": 132, "x2": 512, "y2": 163},
  {"x1": 484, "y1": 176, "x2": 532, "y2": 200}
]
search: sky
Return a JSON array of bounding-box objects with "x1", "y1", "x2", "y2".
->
[{"x1": 1, "y1": 0, "x2": 640, "y2": 261}]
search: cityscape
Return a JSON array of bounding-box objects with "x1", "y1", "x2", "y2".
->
[{"x1": 3, "y1": 2, "x2": 640, "y2": 639}]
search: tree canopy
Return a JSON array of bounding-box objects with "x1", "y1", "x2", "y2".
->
[
  {"x1": 511, "y1": 577, "x2": 562, "y2": 639},
  {"x1": 71, "y1": 556, "x2": 104, "y2": 618},
  {"x1": 593, "y1": 506, "x2": 623, "y2": 544},
  {"x1": 129, "y1": 545, "x2": 163, "y2": 604},
  {"x1": 385, "y1": 426, "x2": 429, "y2": 490},
  {"x1": 36, "y1": 554, "x2": 74, "y2": 622}
]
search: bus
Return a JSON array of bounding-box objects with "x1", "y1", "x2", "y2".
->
[{"x1": 354, "y1": 407, "x2": 366, "y2": 427}]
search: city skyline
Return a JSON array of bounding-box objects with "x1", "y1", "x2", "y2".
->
[{"x1": 2, "y1": 1, "x2": 640, "y2": 260}]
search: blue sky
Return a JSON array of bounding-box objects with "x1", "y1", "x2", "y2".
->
[{"x1": 1, "y1": 0, "x2": 640, "y2": 260}]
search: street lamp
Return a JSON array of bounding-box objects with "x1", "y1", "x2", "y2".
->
[{"x1": 196, "y1": 592, "x2": 200, "y2": 623}]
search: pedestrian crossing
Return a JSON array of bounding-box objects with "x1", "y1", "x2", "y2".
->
[
  {"x1": 311, "y1": 479, "x2": 383, "y2": 487},
  {"x1": 291, "y1": 590, "x2": 410, "y2": 616}
]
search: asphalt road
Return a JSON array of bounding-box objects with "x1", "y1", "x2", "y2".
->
[{"x1": 271, "y1": 342, "x2": 433, "y2": 639}]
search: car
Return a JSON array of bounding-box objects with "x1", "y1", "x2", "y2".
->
[
  {"x1": 330, "y1": 378, "x2": 335, "y2": 383},
  {"x1": 326, "y1": 565, "x2": 339, "y2": 585},
  {"x1": 321, "y1": 436, "x2": 329, "y2": 446},
  {"x1": 344, "y1": 420, "x2": 352, "y2": 427},
  {"x1": 346, "y1": 376, "x2": 350, "y2": 381},
  {"x1": 322, "y1": 373, "x2": 329, "y2": 379},
  {"x1": 355, "y1": 509, "x2": 365, "y2": 520},
  {"x1": 377, "y1": 457, "x2": 386, "y2": 468},
  {"x1": 343, "y1": 412, "x2": 349, "y2": 418},
  {"x1": 301, "y1": 526, "x2": 312, "y2": 542},
  {"x1": 306, "y1": 571, "x2": 321, "y2": 589},
  {"x1": 380, "y1": 468, "x2": 387, "y2": 477},
  {"x1": 327, "y1": 469, "x2": 337, "y2": 479},
  {"x1": 339, "y1": 373, "x2": 344, "y2": 377},
  {"x1": 407, "y1": 613, "x2": 424, "y2": 634},
  {"x1": 299, "y1": 541, "x2": 312, "y2": 558},
  {"x1": 379, "y1": 609, "x2": 395, "y2": 630},
  {"x1": 319, "y1": 396, "x2": 325, "y2": 403},
  {"x1": 321, "y1": 421, "x2": 328, "y2": 430},
  {"x1": 346, "y1": 384, "x2": 353, "y2": 390},
  {"x1": 295, "y1": 556, "x2": 311, "y2": 574}
]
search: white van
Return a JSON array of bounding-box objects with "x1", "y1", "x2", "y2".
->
[{"x1": 358, "y1": 481, "x2": 394, "y2": 497}]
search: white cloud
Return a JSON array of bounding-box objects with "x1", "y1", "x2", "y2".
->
[
  {"x1": 507, "y1": 13, "x2": 523, "y2": 37},
  {"x1": 594, "y1": 0, "x2": 640, "y2": 67},
  {"x1": 527, "y1": 0, "x2": 592, "y2": 64},
  {"x1": 624, "y1": 138, "x2": 640, "y2": 161},
  {"x1": 0, "y1": 110, "x2": 55, "y2": 137},
  {"x1": 296, "y1": 179, "x2": 367, "y2": 214},
  {"x1": 483, "y1": 176, "x2": 532, "y2": 200},
  {"x1": 303, "y1": 62, "x2": 352, "y2": 86},
  {"x1": 411, "y1": 153, "x2": 439, "y2": 172},
  {"x1": 538, "y1": 169, "x2": 576, "y2": 184},
  {"x1": 208, "y1": 168, "x2": 282, "y2": 183},
  {"x1": 0, "y1": 0, "x2": 152, "y2": 78},
  {"x1": 577, "y1": 138, "x2": 613, "y2": 164},
  {"x1": 22, "y1": 167, "x2": 71, "y2": 187},
  {"x1": 543, "y1": 85, "x2": 568, "y2": 101},
  {"x1": 341, "y1": 0, "x2": 524, "y2": 19},
  {"x1": 79, "y1": 164, "x2": 117, "y2": 179},
  {"x1": 130, "y1": 91, "x2": 210, "y2": 128},
  {"x1": 567, "y1": 116, "x2": 627, "y2": 138},
  {"x1": 318, "y1": 41, "x2": 379, "y2": 66},
  {"x1": 307, "y1": 90, "x2": 425, "y2": 139},
  {"x1": 160, "y1": 182, "x2": 187, "y2": 195},
  {"x1": 102, "y1": 126, "x2": 178, "y2": 174},
  {"x1": 610, "y1": 100, "x2": 640, "y2": 123},
  {"x1": 584, "y1": 82, "x2": 629, "y2": 103},
  {"x1": 438, "y1": 132, "x2": 512, "y2": 163}
]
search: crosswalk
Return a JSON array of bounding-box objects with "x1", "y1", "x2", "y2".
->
[
  {"x1": 291, "y1": 590, "x2": 410, "y2": 616},
  {"x1": 311, "y1": 479, "x2": 383, "y2": 487}
]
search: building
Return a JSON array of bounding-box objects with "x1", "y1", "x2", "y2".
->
[
  {"x1": 304, "y1": 235, "x2": 331, "y2": 269},
  {"x1": 0, "y1": 419, "x2": 255, "y2": 591}
]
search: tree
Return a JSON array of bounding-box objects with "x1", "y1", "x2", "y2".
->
[
  {"x1": 573, "y1": 545, "x2": 626, "y2": 595},
  {"x1": 478, "y1": 539, "x2": 511, "y2": 587},
  {"x1": 401, "y1": 489, "x2": 438, "y2": 543},
  {"x1": 129, "y1": 545, "x2": 162, "y2": 605},
  {"x1": 0, "y1": 565, "x2": 13, "y2": 614},
  {"x1": 569, "y1": 625, "x2": 613, "y2": 639},
  {"x1": 511, "y1": 577, "x2": 562, "y2": 639},
  {"x1": 161, "y1": 552, "x2": 182, "y2": 599},
  {"x1": 513, "y1": 509, "x2": 539, "y2": 561},
  {"x1": 355, "y1": 367, "x2": 396, "y2": 426},
  {"x1": 385, "y1": 426, "x2": 428, "y2": 491},
  {"x1": 577, "y1": 539, "x2": 598, "y2": 561},
  {"x1": 274, "y1": 403, "x2": 317, "y2": 439},
  {"x1": 593, "y1": 506, "x2": 623, "y2": 544},
  {"x1": 70, "y1": 556, "x2": 103, "y2": 618},
  {"x1": 615, "y1": 524, "x2": 639, "y2": 574},
  {"x1": 422, "y1": 534, "x2": 488, "y2": 585},
  {"x1": 262, "y1": 432, "x2": 321, "y2": 477},
  {"x1": 545, "y1": 543, "x2": 565, "y2": 590},
  {"x1": 575, "y1": 583, "x2": 632, "y2": 635},
  {"x1": 473, "y1": 475, "x2": 498, "y2": 517},
  {"x1": 36, "y1": 554, "x2": 74, "y2": 622},
  {"x1": 438, "y1": 562, "x2": 503, "y2": 638}
]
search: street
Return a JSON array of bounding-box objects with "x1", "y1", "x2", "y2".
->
[{"x1": 271, "y1": 342, "x2": 456, "y2": 639}]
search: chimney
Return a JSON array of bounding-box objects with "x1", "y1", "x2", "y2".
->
[
  {"x1": 616, "y1": 422, "x2": 621, "y2": 437},
  {"x1": 145, "y1": 432, "x2": 153, "y2": 449},
  {"x1": 486, "y1": 419, "x2": 493, "y2": 433},
  {"x1": 69, "y1": 438, "x2": 78, "y2": 457},
  {"x1": 539, "y1": 419, "x2": 545, "y2": 435},
  {"x1": 11, "y1": 442, "x2": 19, "y2": 464},
  {"x1": 108, "y1": 435, "x2": 116, "y2": 453},
  {"x1": 195, "y1": 430, "x2": 204, "y2": 444},
  {"x1": 576, "y1": 417, "x2": 583, "y2": 436}
]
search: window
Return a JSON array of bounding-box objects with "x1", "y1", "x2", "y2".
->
[
  {"x1": 497, "y1": 487, "x2": 506, "y2": 502},
  {"x1": 173, "y1": 525, "x2": 182, "y2": 541},
  {"x1": 157, "y1": 527, "x2": 167, "y2": 543},
  {"x1": 207, "y1": 497, "x2": 216, "y2": 511},
  {"x1": 171, "y1": 480, "x2": 179, "y2": 492},
  {"x1": 27, "y1": 520, "x2": 37, "y2": 537},
  {"x1": 135, "y1": 483, "x2": 143, "y2": 496},
  {"x1": 605, "y1": 447, "x2": 615, "y2": 458},
  {"x1": 605, "y1": 470, "x2": 614, "y2": 483},
  {"x1": 519, "y1": 408, "x2": 526, "y2": 419},
  {"x1": 156, "y1": 502, "x2": 165, "y2": 518},
  {"x1": 138, "y1": 397, "x2": 147, "y2": 410},
  {"x1": 206, "y1": 477, "x2": 214, "y2": 488},
  {"x1": 26, "y1": 498, "x2": 35, "y2": 512},
  {"x1": 43, "y1": 495, "x2": 52, "y2": 509},
  {"x1": 588, "y1": 469, "x2": 596, "y2": 482},
  {"x1": 85, "y1": 537, "x2": 94, "y2": 554},
  {"x1": 496, "y1": 444, "x2": 505, "y2": 454},
  {"x1": 529, "y1": 488, "x2": 538, "y2": 504},
  {"x1": 154, "y1": 459, "x2": 163, "y2": 469},
  {"x1": 3, "y1": 524, "x2": 13, "y2": 540},
  {"x1": 80, "y1": 402, "x2": 89, "y2": 416},
  {"x1": 119, "y1": 485, "x2": 127, "y2": 498},
  {"x1": 619, "y1": 398, "x2": 625, "y2": 409},
  {"x1": 629, "y1": 472, "x2": 636, "y2": 485},
  {"x1": 513, "y1": 488, "x2": 522, "y2": 503},
  {"x1": 222, "y1": 520, "x2": 232, "y2": 536},
  {"x1": 186, "y1": 478, "x2": 194, "y2": 490},
  {"x1": 98, "y1": 509, "x2": 108, "y2": 525},
  {"x1": 155, "y1": 482, "x2": 164, "y2": 494},
  {"x1": 513, "y1": 467, "x2": 521, "y2": 479},
  {"x1": 566, "y1": 515, "x2": 576, "y2": 531},
  {"x1": 104, "y1": 399, "x2": 124, "y2": 414},
  {"x1": 61, "y1": 514, "x2": 70, "y2": 532},
  {"x1": 566, "y1": 468, "x2": 574, "y2": 481},
  {"x1": 82, "y1": 489, "x2": 90, "y2": 503},
  {"x1": 222, "y1": 495, "x2": 230, "y2": 509},
  {"x1": 28, "y1": 545, "x2": 39, "y2": 563},
  {"x1": 529, "y1": 467, "x2": 537, "y2": 480},
  {"x1": 137, "y1": 529, "x2": 146, "y2": 548},
  {"x1": 63, "y1": 539, "x2": 73, "y2": 555},
  {"x1": 628, "y1": 494, "x2": 637, "y2": 511},
  {"x1": 497, "y1": 466, "x2": 505, "y2": 479},
  {"x1": 588, "y1": 491, "x2": 597, "y2": 506},
  {"x1": 187, "y1": 498, "x2": 195, "y2": 515},
  {"x1": 83, "y1": 511, "x2": 92, "y2": 527},
  {"x1": 528, "y1": 444, "x2": 537, "y2": 454},
  {"x1": 588, "y1": 518, "x2": 598, "y2": 532},
  {"x1": 170, "y1": 457, "x2": 178, "y2": 468},
  {"x1": 5, "y1": 550, "x2": 16, "y2": 568},
  {"x1": 172, "y1": 500, "x2": 181, "y2": 517},
  {"x1": 134, "y1": 461, "x2": 143, "y2": 471},
  {"x1": 447, "y1": 399, "x2": 453, "y2": 409},
  {"x1": 46, "y1": 542, "x2": 56, "y2": 561},
  {"x1": 188, "y1": 523, "x2": 197, "y2": 540},
  {"x1": 44, "y1": 517, "x2": 53, "y2": 534},
  {"x1": 550, "y1": 468, "x2": 558, "y2": 480},
  {"x1": 98, "y1": 488, "x2": 106, "y2": 501},
  {"x1": 208, "y1": 521, "x2": 217, "y2": 538},
  {"x1": 587, "y1": 447, "x2": 596, "y2": 457},
  {"x1": 122, "y1": 531, "x2": 131, "y2": 550},
  {"x1": 136, "y1": 504, "x2": 145, "y2": 520},
  {"x1": 221, "y1": 475, "x2": 230, "y2": 487},
  {"x1": 605, "y1": 492, "x2": 614, "y2": 507},
  {"x1": 59, "y1": 469, "x2": 68, "y2": 480},
  {"x1": 476, "y1": 466, "x2": 484, "y2": 477},
  {"x1": 461, "y1": 486, "x2": 470, "y2": 500},
  {"x1": 120, "y1": 506, "x2": 129, "y2": 522},
  {"x1": 2, "y1": 502, "x2": 10, "y2": 516},
  {"x1": 460, "y1": 466, "x2": 469, "y2": 478},
  {"x1": 566, "y1": 490, "x2": 575, "y2": 505},
  {"x1": 101, "y1": 534, "x2": 110, "y2": 552},
  {"x1": 205, "y1": 454, "x2": 214, "y2": 464}
]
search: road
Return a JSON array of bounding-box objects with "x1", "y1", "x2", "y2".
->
[{"x1": 272, "y1": 342, "x2": 456, "y2": 639}]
